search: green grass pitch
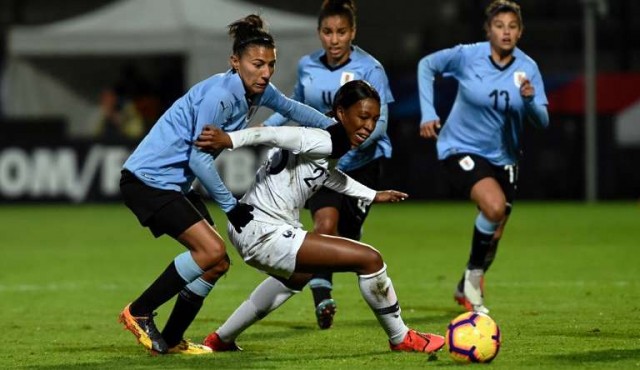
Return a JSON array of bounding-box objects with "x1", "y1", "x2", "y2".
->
[{"x1": 0, "y1": 201, "x2": 638, "y2": 369}]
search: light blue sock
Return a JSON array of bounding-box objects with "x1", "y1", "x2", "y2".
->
[
  {"x1": 174, "y1": 252, "x2": 204, "y2": 283},
  {"x1": 185, "y1": 277, "x2": 214, "y2": 298},
  {"x1": 309, "y1": 278, "x2": 333, "y2": 290},
  {"x1": 475, "y1": 212, "x2": 500, "y2": 235}
]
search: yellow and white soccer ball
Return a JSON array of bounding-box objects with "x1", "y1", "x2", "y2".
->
[{"x1": 445, "y1": 311, "x2": 501, "y2": 363}]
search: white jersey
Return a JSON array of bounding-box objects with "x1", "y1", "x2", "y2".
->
[{"x1": 228, "y1": 126, "x2": 377, "y2": 228}]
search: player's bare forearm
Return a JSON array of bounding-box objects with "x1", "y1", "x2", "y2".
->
[
  {"x1": 195, "y1": 126, "x2": 233, "y2": 152},
  {"x1": 374, "y1": 190, "x2": 408, "y2": 203}
]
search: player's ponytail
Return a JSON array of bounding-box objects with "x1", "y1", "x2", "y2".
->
[
  {"x1": 318, "y1": 0, "x2": 357, "y2": 29},
  {"x1": 228, "y1": 14, "x2": 275, "y2": 56}
]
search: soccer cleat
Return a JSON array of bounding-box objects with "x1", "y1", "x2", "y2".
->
[
  {"x1": 454, "y1": 288, "x2": 473, "y2": 311},
  {"x1": 315, "y1": 298, "x2": 337, "y2": 330},
  {"x1": 118, "y1": 303, "x2": 168, "y2": 354},
  {"x1": 168, "y1": 339, "x2": 213, "y2": 355},
  {"x1": 454, "y1": 289, "x2": 489, "y2": 313},
  {"x1": 203, "y1": 332, "x2": 243, "y2": 352},
  {"x1": 390, "y1": 329, "x2": 445, "y2": 353}
]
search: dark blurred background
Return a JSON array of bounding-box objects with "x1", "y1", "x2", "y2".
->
[{"x1": 1, "y1": 0, "x2": 639, "y2": 203}]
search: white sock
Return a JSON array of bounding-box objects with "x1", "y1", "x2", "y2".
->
[
  {"x1": 358, "y1": 264, "x2": 409, "y2": 345},
  {"x1": 464, "y1": 268, "x2": 485, "y2": 307},
  {"x1": 216, "y1": 277, "x2": 297, "y2": 342}
]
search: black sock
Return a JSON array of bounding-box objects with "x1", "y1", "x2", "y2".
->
[
  {"x1": 468, "y1": 226, "x2": 494, "y2": 269},
  {"x1": 130, "y1": 262, "x2": 187, "y2": 317},
  {"x1": 456, "y1": 272, "x2": 465, "y2": 293},
  {"x1": 483, "y1": 239, "x2": 499, "y2": 272},
  {"x1": 311, "y1": 272, "x2": 333, "y2": 306},
  {"x1": 162, "y1": 288, "x2": 205, "y2": 347}
]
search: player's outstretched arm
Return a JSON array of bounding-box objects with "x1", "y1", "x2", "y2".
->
[
  {"x1": 196, "y1": 125, "x2": 331, "y2": 157},
  {"x1": 374, "y1": 190, "x2": 408, "y2": 203}
]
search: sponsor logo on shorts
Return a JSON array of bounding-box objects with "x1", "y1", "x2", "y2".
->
[
  {"x1": 282, "y1": 230, "x2": 294, "y2": 238},
  {"x1": 459, "y1": 156, "x2": 475, "y2": 171}
]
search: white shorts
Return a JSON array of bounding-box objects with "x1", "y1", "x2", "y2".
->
[{"x1": 227, "y1": 220, "x2": 307, "y2": 279}]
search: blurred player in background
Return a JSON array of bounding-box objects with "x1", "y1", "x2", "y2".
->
[
  {"x1": 417, "y1": 0, "x2": 549, "y2": 313},
  {"x1": 118, "y1": 14, "x2": 335, "y2": 355},
  {"x1": 195, "y1": 80, "x2": 444, "y2": 354},
  {"x1": 263, "y1": 0, "x2": 394, "y2": 329}
]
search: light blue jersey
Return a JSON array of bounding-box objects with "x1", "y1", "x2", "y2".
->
[
  {"x1": 124, "y1": 70, "x2": 334, "y2": 212},
  {"x1": 418, "y1": 42, "x2": 549, "y2": 165},
  {"x1": 264, "y1": 46, "x2": 394, "y2": 172}
]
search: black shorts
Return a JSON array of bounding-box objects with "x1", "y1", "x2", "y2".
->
[
  {"x1": 442, "y1": 154, "x2": 517, "y2": 205},
  {"x1": 307, "y1": 159, "x2": 382, "y2": 240},
  {"x1": 120, "y1": 170, "x2": 214, "y2": 238}
]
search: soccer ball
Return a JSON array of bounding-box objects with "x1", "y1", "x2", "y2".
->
[{"x1": 445, "y1": 312, "x2": 501, "y2": 363}]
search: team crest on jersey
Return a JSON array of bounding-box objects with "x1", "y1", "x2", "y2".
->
[
  {"x1": 340, "y1": 72, "x2": 355, "y2": 86},
  {"x1": 459, "y1": 156, "x2": 475, "y2": 171},
  {"x1": 513, "y1": 71, "x2": 527, "y2": 87}
]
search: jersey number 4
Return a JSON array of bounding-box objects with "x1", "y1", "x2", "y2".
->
[{"x1": 489, "y1": 89, "x2": 510, "y2": 112}]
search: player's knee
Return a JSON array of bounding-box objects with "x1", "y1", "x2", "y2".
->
[
  {"x1": 482, "y1": 202, "x2": 506, "y2": 222},
  {"x1": 202, "y1": 253, "x2": 231, "y2": 280},
  {"x1": 313, "y1": 217, "x2": 338, "y2": 235},
  {"x1": 194, "y1": 240, "x2": 227, "y2": 270},
  {"x1": 360, "y1": 247, "x2": 384, "y2": 274}
]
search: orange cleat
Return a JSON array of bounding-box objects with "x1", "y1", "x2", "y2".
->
[
  {"x1": 390, "y1": 329, "x2": 445, "y2": 354},
  {"x1": 119, "y1": 303, "x2": 168, "y2": 354},
  {"x1": 203, "y1": 332, "x2": 243, "y2": 352}
]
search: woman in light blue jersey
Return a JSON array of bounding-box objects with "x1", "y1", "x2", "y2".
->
[
  {"x1": 118, "y1": 14, "x2": 334, "y2": 355},
  {"x1": 263, "y1": 0, "x2": 394, "y2": 330},
  {"x1": 418, "y1": 0, "x2": 549, "y2": 314}
]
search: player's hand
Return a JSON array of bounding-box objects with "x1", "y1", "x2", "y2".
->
[
  {"x1": 420, "y1": 120, "x2": 441, "y2": 139},
  {"x1": 519, "y1": 78, "x2": 535, "y2": 99},
  {"x1": 374, "y1": 190, "x2": 408, "y2": 203},
  {"x1": 226, "y1": 202, "x2": 254, "y2": 233},
  {"x1": 195, "y1": 126, "x2": 233, "y2": 152}
]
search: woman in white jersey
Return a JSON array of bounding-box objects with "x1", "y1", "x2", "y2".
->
[
  {"x1": 196, "y1": 80, "x2": 444, "y2": 354},
  {"x1": 418, "y1": 0, "x2": 549, "y2": 313},
  {"x1": 263, "y1": 0, "x2": 394, "y2": 329}
]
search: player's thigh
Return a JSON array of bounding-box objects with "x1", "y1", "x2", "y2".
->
[
  {"x1": 443, "y1": 154, "x2": 495, "y2": 197},
  {"x1": 443, "y1": 154, "x2": 506, "y2": 218},
  {"x1": 177, "y1": 220, "x2": 225, "y2": 255},
  {"x1": 295, "y1": 233, "x2": 382, "y2": 274},
  {"x1": 473, "y1": 162, "x2": 517, "y2": 222},
  {"x1": 470, "y1": 177, "x2": 506, "y2": 216},
  {"x1": 308, "y1": 187, "x2": 342, "y2": 234}
]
